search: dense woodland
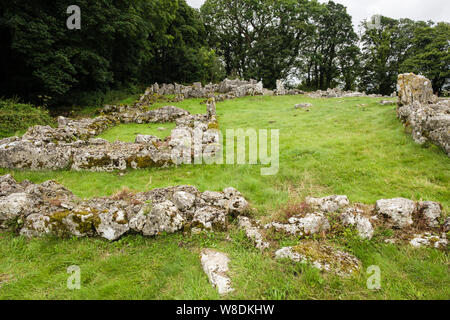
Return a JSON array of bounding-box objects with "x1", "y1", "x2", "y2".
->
[{"x1": 0, "y1": 0, "x2": 449, "y2": 108}]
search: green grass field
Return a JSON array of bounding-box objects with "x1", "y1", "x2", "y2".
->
[{"x1": 0, "y1": 95, "x2": 449, "y2": 300}]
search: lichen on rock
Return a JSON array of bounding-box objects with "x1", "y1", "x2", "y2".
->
[{"x1": 275, "y1": 241, "x2": 361, "y2": 277}]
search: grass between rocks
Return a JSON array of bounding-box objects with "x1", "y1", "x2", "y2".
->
[
  {"x1": 0, "y1": 95, "x2": 449, "y2": 300},
  {"x1": 97, "y1": 123, "x2": 177, "y2": 143}
]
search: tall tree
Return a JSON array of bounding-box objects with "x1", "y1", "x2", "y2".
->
[
  {"x1": 359, "y1": 17, "x2": 430, "y2": 95},
  {"x1": 201, "y1": 0, "x2": 317, "y2": 88},
  {"x1": 298, "y1": 1, "x2": 359, "y2": 90},
  {"x1": 400, "y1": 22, "x2": 450, "y2": 95},
  {"x1": 146, "y1": 0, "x2": 224, "y2": 84},
  {"x1": 0, "y1": 0, "x2": 221, "y2": 106}
]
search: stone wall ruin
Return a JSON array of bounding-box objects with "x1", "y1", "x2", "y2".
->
[
  {"x1": 0, "y1": 174, "x2": 447, "y2": 286},
  {"x1": 396, "y1": 73, "x2": 449, "y2": 156},
  {"x1": 0, "y1": 99, "x2": 221, "y2": 171}
]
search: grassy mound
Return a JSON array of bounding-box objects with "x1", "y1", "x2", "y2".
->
[{"x1": 0, "y1": 99, "x2": 55, "y2": 139}]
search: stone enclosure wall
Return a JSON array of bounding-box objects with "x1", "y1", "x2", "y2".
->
[
  {"x1": 0, "y1": 78, "x2": 299, "y2": 172},
  {"x1": 0, "y1": 174, "x2": 447, "y2": 289},
  {"x1": 0, "y1": 74, "x2": 447, "y2": 174},
  {"x1": 0, "y1": 99, "x2": 221, "y2": 171},
  {"x1": 0, "y1": 174, "x2": 249, "y2": 241},
  {"x1": 138, "y1": 78, "x2": 303, "y2": 104}
]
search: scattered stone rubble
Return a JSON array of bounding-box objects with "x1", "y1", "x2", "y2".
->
[
  {"x1": 200, "y1": 249, "x2": 234, "y2": 295},
  {"x1": 409, "y1": 233, "x2": 448, "y2": 249},
  {"x1": 0, "y1": 175, "x2": 249, "y2": 240},
  {"x1": 396, "y1": 73, "x2": 449, "y2": 156},
  {"x1": 307, "y1": 88, "x2": 387, "y2": 99},
  {"x1": 0, "y1": 100, "x2": 220, "y2": 171},
  {"x1": 0, "y1": 174, "x2": 448, "y2": 290},
  {"x1": 243, "y1": 194, "x2": 447, "y2": 250}
]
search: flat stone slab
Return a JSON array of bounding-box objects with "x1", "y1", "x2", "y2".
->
[{"x1": 200, "y1": 249, "x2": 234, "y2": 295}]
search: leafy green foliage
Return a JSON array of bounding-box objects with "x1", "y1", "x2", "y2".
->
[
  {"x1": 0, "y1": 99, "x2": 55, "y2": 138},
  {"x1": 400, "y1": 22, "x2": 450, "y2": 95},
  {"x1": 298, "y1": 1, "x2": 360, "y2": 91},
  {"x1": 201, "y1": 0, "x2": 317, "y2": 88},
  {"x1": 359, "y1": 17, "x2": 448, "y2": 96},
  {"x1": 0, "y1": 0, "x2": 223, "y2": 107}
]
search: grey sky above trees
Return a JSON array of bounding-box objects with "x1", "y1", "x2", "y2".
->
[{"x1": 187, "y1": 0, "x2": 450, "y2": 30}]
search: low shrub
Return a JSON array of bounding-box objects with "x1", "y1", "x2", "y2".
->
[{"x1": 0, "y1": 99, "x2": 55, "y2": 139}]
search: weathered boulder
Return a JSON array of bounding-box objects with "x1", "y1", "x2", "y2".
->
[
  {"x1": 375, "y1": 198, "x2": 415, "y2": 228},
  {"x1": 223, "y1": 187, "x2": 242, "y2": 199},
  {"x1": 0, "y1": 174, "x2": 24, "y2": 197},
  {"x1": 227, "y1": 196, "x2": 249, "y2": 216},
  {"x1": 275, "y1": 242, "x2": 361, "y2": 277},
  {"x1": 172, "y1": 191, "x2": 196, "y2": 212},
  {"x1": 96, "y1": 208, "x2": 130, "y2": 241},
  {"x1": 192, "y1": 206, "x2": 227, "y2": 231},
  {"x1": 0, "y1": 193, "x2": 33, "y2": 227},
  {"x1": 265, "y1": 212, "x2": 330, "y2": 236},
  {"x1": 20, "y1": 209, "x2": 100, "y2": 238},
  {"x1": 417, "y1": 201, "x2": 441, "y2": 228},
  {"x1": 129, "y1": 200, "x2": 185, "y2": 236},
  {"x1": 200, "y1": 249, "x2": 234, "y2": 295},
  {"x1": 397, "y1": 73, "x2": 438, "y2": 106}
]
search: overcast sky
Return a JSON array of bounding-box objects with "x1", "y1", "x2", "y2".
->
[{"x1": 186, "y1": 0, "x2": 450, "y2": 30}]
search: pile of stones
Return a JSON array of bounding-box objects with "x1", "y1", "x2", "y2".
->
[{"x1": 396, "y1": 73, "x2": 449, "y2": 156}]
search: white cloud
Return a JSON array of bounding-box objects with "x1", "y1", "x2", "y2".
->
[
  {"x1": 318, "y1": 0, "x2": 450, "y2": 31},
  {"x1": 186, "y1": 0, "x2": 204, "y2": 9},
  {"x1": 186, "y1": 0, "x2": 450, "y2": 28}
]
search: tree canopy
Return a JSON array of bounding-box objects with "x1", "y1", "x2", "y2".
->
[
  {"x1": 0, "y1": 0, "x2": 448, "y2": 106},
  {"x1": 0, "y1": 0, "x2": 223, "y2": 106}
]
